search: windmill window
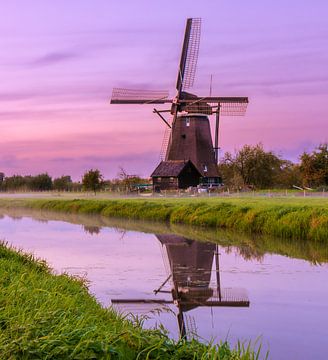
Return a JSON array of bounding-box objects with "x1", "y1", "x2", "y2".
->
[
  {"x1": 185, "y1": 118, "x2": 190, "y2": 127},
  {"x1": 181, "y1": 134, "x2": 186, "y2": 139}
]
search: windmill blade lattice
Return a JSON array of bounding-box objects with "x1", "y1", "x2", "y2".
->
[
  {"x1": 160, "y1": 126, "x2": 172, "y2": 161},
  {"x1": 111, "y1": 88, "x2": 171, "y2": 104},
  {"x1": 178, "y1": 96, "x2": 248, "y2": 116},
  {"x1": 176, "y1": 18, "x2": 201, "y2": 93},
  {"x1": 181, "y1": 18, "x2": 201, "y2": 91},
  {"x1": 210, "y1": 98, "x2": 249, "y2": 116},
  {"x1": 218, "y1": 102, "x2": 248, "y2": 116},
  {"x1": 110, "y1": 17, "x2": 249, "y2": 172}
]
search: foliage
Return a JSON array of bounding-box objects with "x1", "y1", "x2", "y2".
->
[
  {"x1": 116, "y1": 167, "x2": 148, "y2": 192},
  {"x1": 219, "y1": 144, "x2": 285, "y2": 189},
  {"x1": 0, "y1": 174, "x2": 53, "y2": 191},
  {"x1": 53, "y1": 175, "x2": 73, "y2": 191},
  {"x1": 1, "y1": 175, "x2": 28, "y2": 191},
  {"x1": 274, "y1": 160, "x2": 301, "y2": 188},
  {"x1": 300, "y1": 143, "x2": 328, "y2": 188},
  {"x1": 0, "y1": 242, "x2": 261, "y2": 359},
  {"x1": 82, "y1": 169, "x2": 103, "y2": 194},
  {"x1": 29, "y1": 173, "x2": 52, "y2": 191}
]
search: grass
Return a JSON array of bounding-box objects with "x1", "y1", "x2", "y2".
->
[
  {"x1": 0, "y1": 196, "x2": 327, "y2": 242},
  {"x1": 2, "y1": 206, "x2": 328, "y2": 264},
  {"x1": 0, "y1": 242, "x2": 263, "y2": 359}
]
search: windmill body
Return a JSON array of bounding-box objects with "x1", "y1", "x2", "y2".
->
[
  {"x1": 110, "y1": 18, "x2": 248, "y2": 190},
  {"x1": 166, "y1": 114, "x2": 219, "y2": 178}
]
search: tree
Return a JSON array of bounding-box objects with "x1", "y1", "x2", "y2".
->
[
  {"x1": 300, "y1": 144, "x2": 328, "y2": 188},
  {"x1": 117, "y1": 167, "x2": 144, "y2": 192},
  {"x1": 2, "y1": 175, "x2": 29, "y2": 191},
  {"x1": 30, "y1": 173, "x2": 53, "y2": 191},
  {"x1": 53, "y1": 176, "x2": 72, "y2": 191},
  {"x1": 275, "y1": 160, "x2": 301, "y2": 188},
  {"x1": 82, "y1": 169, "x2": 103, "y2": 194},
  {"x1": 217, "y1": 153, "x2": 244, "y2": 189},
  {"x1": 219, "y1": 144, "x2": 284, "y2": 189},
  {"x1": 0, "y1": 172, "x2": 4, "y2": 190}
]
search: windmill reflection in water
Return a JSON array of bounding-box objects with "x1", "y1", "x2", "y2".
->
[{"x1": 112, "y1": 235, "x2": 250, "y2": 338}]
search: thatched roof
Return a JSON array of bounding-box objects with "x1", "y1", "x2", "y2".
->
[{"x1": 151, "y1": 160, "x2": 199, "y2": 177}]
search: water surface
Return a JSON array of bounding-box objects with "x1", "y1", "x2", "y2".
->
[{"x1": 0, "y1": 208, "x2": 327, "y2": 360}]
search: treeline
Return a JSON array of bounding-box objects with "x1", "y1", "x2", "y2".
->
[
  {"x1": 0, "y1": 174, "x2": 77, "y2": 192},
  {"x1": 218, "y1": 143, "x2": 328, "y2": 190},
  {"x1": 0, "y1": 144, "x2": 327, "y2": 192},
  {"x1": 0, "y1": 169, "x2": 149, "y2": 193}
]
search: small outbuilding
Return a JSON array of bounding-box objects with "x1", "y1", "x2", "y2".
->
[{"x1": 151, "y1": 160, "x2": 201, "y2": 191}]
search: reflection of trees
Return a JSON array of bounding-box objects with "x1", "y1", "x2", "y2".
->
[
  {"x1": 83, "y1": 225, "x2": 101, "y2": 235},
  {"x1": 34, "y1": 219, "x2": 48, "y2": 224},
  {"x1": 113, "y1": 228, "x2": 127, "y2": 241},
  {"x1": 225, "y1": 245, "x2": 264, "y2": 262},
  {"x1": 0, "y1": 208, "x2": 327, "y2": 264},
  {"x1": 9, "y1": 215, "x2": 23, "y2": 221}
]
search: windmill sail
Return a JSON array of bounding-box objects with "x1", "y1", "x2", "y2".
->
[
  {"x1": 111, "y1": 88, "x2": 171, "y2": 104},
  {"x1": 110, "y1": 18, "x2": 249, "y2": 188},
  {"x1": 176, "y1": 18, "x2": 201, "y2": 93},
  {"x1": 178, "y1": 96, "x2": 249, "y2": 116}
]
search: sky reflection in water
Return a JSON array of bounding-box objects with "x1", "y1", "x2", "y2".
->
[{"x1": 0, "y1": 210, "x2": 327, "y2": 360}]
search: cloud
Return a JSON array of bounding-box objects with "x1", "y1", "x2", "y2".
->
[
  {"x1": 0, "y1": 154, "x2": 22, "y2": 171},
  {"x1": 0, "y1": 83, "x2": 110, "y2": 103},
  {"x1": 30, "y1": 51, "x2": 79, "y2": 66}
]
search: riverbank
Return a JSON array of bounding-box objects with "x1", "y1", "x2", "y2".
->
[
  {"x1": 1, "y1": 206, "x2": 327, "y2": 264},
  {"x1": 0, "y1": 242, "x2": 259, "y2": 359},
  {"x1": 0, "y1": 197, "x2": 327, "y2": 241}
]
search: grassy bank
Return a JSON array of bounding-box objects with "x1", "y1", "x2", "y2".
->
[
  {"x1": 0, "y1": 197, "x2": 328, "y2": 241},
  {"x1": 0, "y1": 242, "x2": 261, "y2": 359},
  {"x1": 2, "y1": 207, "x2": 328, "y2": 264}
]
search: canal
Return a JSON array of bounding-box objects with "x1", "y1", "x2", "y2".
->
[{"x1": 0, "y1": 208, "x2": 327, "y2": 360}]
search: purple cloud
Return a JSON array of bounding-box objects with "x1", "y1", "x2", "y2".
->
[{"x1": 30, "y1": 51, "x2": 79, "y2": 66}]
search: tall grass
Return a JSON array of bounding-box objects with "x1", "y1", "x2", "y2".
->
[
  {"x1": 0, "y1": 242, "x2": 261, "y2": 359},
  {"x1": 0, "y1": 197, "x2": 327, "y2": 242}
]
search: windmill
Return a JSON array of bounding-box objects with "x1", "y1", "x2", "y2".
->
[{"x1": 110, "y1": 18, "x2": 248, "y2": 188}]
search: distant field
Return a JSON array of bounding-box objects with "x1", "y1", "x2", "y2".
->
[
  {"x1": 0, "y1": 190, "x2": 328, "y2": 202},
  {"x1": 0, "y1": 195, "x2": 327, "y2": 242}
]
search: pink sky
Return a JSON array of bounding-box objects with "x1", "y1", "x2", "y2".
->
[{"x1": 1, "y1": 1, "x2": 327, "y2": 180}]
